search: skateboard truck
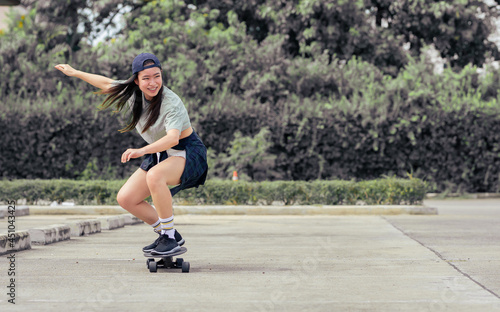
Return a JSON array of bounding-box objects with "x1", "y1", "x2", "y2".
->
[{"x1": 144, "y1": 247, "x2": 190, "y2": 273}]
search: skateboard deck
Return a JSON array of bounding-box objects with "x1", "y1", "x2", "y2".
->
[{"x1": 144, "y1": 247, "x2": 189, "y2": 273}]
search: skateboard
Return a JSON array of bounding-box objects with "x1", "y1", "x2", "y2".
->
[{"x1": 144, "y1": 247, "x2": 190, "y2": 273}]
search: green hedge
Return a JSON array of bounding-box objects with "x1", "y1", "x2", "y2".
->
[
  {"x1": 199, "y1": 59, "x2": 500, "y2": 193},
  {"x1": 0, "y1": 179, "x2": 126, "y2": 205},
  {"x1": 0, "y1": 109, "x2": 142, "y2": 180},
  {"x1": 2, "y1": 58, "x2": 500, "y2": 193},
  {"x1": 0, "y1": 178, "x2": 427, "y2": 206}
]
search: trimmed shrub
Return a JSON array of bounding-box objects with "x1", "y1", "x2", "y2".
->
[
  {"x1": 0, "y1": 178, "x2": 428, "y2": 206},
  {"x1": 0, "y1": 108, "x2": 142, "y2": 180}
]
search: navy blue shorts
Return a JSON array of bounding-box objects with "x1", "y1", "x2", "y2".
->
[{"x1": 140, "y1": 131, "x2": 208, "y2": 196}]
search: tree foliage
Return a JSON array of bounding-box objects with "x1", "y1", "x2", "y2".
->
[
  {"x1": 186, "y1": 0, "x2": 500, "y2": 74},
  {"x1": 1, "y1": 0, "x2": 500, "y2": 193}
]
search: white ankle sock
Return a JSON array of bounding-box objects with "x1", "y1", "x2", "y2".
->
[
  {"x1": 162, "y1": 228, "x2": 175, "y2": 239},
  {"x1": 151, "y1": 219, "x2": 161, "y2": 233},
  {"x1": 159, "y1": 216, "x2": 175, "y2": 239}
]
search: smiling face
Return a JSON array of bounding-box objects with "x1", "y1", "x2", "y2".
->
[{"x1": 135, "y1": 67, "x2": 162, "y2": 101}]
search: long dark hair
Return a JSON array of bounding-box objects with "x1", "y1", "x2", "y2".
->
[{"x1": 99, "y1": 63, "x2": 163, "y2": 133}]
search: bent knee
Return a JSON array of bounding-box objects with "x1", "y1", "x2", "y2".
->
[
  {"x1": 116, "y1": 188, "x2": 141, "y2": 208},
  {"x1": 116, "y1": 190, "x2": 129, "y2": 207},
  {"x1": 146, "y1": 169, "x2": 166, "y2": 189}
]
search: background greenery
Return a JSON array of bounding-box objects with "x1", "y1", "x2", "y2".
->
[
  {"x1": 1, "y1": 0, "x2": 500, "y2": 193},
  {"x1": 0, "y1": 178, "x2": 428, "y2": 206}
]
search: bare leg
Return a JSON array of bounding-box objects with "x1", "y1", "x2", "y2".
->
[
  {"x1": 145, "y1": 156, "x2": 186, "y2": 219},
  {"x1": 117, "y1": 168, "x2": 158, "y2": 225}
]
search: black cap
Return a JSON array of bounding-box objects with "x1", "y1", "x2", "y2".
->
[{"x1": 132, "y1": 53, "x2": 162, "y2": 75}]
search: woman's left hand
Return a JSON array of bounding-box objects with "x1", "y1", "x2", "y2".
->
[{"x1": 121, "y1": 148, "x2": 146, "y2": 163}]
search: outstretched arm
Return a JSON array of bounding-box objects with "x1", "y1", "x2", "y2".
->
[{"x1": 54, "y1": 64, "x2": 114, "y2": 91}]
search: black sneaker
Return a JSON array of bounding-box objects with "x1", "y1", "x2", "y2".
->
[
  {"x1": 143, "y1": 234, "x2": 162, "y2": 253},
  {"x1": 151, "y1": 235, "x2": 181, "y2": 255},
  {"x1": 175, "y1": 230, "x2": 185, "y2": 246},
  {"x1": 142, "y1": 230, "x2": 185, "y2": 253}
]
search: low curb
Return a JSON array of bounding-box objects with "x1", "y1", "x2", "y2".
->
[
  {"x1": 0, "y1": 231, "x2": 30, "y2": 254},
  {"x1": 29, "y1": 206, "x2": 127, "y2": 216},
  {"x1": 98, "y1": 216, "x2": 125, "y2": 230},
  {"x1": 27, "y1": 205, "x2": 438, "y2": 216},
  {"x1": 426, "y1": 192, "x2": 500, "y2": 199},
  {"x1": 68, "y1": 220, "x2": 102, "y2": 237},
  {"x1": 29, "y1": 224, "x2": 71, "y2": 245},
  {"x1": 122, "y1": 214, "x2": 144, "y2": 225},
  {"x1": 173, "y1": 205, "x2": 438, "y2": 215},
  {"x1": 0, "y1": 205, "x2": 30, "y2": 218},
  {"x1": 0, "y1": 213, "x2": 144, "y2": 256}
]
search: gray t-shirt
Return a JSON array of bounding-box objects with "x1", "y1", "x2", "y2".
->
[{"x1": 114, "y1": 81, "x2": 191, "y2": 144}]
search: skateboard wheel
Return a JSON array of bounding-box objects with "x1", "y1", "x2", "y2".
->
[
  {"x1": 176, "y1": 258, "x2": 184, "y2": 267},
  {"x1": 182, "y1": 261, "x2": 190, "y2": 273},
  {"x1": 149, "y1": 261, "x2": 158, "y2": 273},
  {"x1": 146, "y1": 258, "x2": 154, "y2": 268}
]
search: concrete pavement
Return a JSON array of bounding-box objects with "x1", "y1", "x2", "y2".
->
[
  {"x1": 0, "y1": 200, "x2": 499, "y2": 311},
  {"x1": 0, "y1": 204, "x2": 436, "y2": 254},
  {"x1": 385, "y1": 199, "x2": 500, "y2": 308}
]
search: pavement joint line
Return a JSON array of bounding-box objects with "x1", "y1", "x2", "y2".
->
[{"x1": 381, "y1": 216, "x2": 500, "y2": 301}]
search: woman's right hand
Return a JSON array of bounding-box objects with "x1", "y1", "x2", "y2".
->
[
  {"x1": 54, "y1": 64, "x2": 113, "y2": 90},
  {"x1": 54, "y1": 64, "x2": 78, "y2": 77}
]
